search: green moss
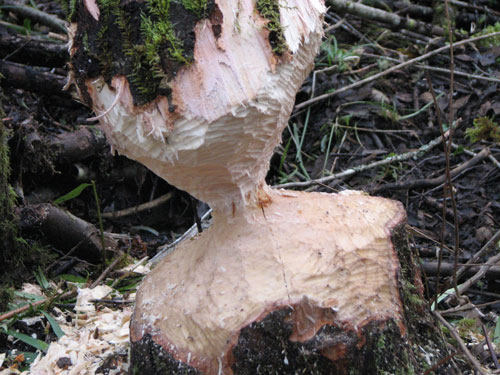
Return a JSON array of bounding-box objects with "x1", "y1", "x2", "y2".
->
[
  {"x1": 256, "y1": 0, "x2": 288, "y2": 55},
  {"x1": 67, "y1": 0, "x2": 214, "y2": 106},
  {"x1": 475, "y1": 22, "x2": 500, "y2": 48},
  {"x1": 466, "y1": 116, "x2": 500, "y2": 143}
]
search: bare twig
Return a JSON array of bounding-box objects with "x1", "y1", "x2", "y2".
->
[
  {"x1": 457, "y1": 252, "x2": 500, "y2": 296},
  {"x1": 482, "y1": 324, "x2": 500, "y2": 370},
  {"x1": 371, "y1": 148, "x2": 490, "y2": 193},
  {"x1": 326, "y1": 0, "x2": 444, "y2": 36},
  {"x1": 102, "y1": 193, "x2": 173, "y2": 219},
  {"x1": 150, "y1": 209, "x2": 213, "y2": 266},
  {"x1": 294, "y1": 31, "x2": 500, "y2": 111},
  {"x1": 433, "y1": 311, "x2": 488, "y2": 375},
  {"x1": 0, "y1": 290, "x2": 76, "y2": 323},
  {"x1": 90, "y1": 254, "x2": 124, "y2": 289},
  {"x1": 443, "y1": 0, "x2": 461, "y2": 295},
  {"x1": 0, "y1": 2, "x2": 66, "y2": 33},
  {"x1": 452, "y1": 144, "x2": 500, "y2": 170},
  {"x1": 455, "y1": 229, "x2": 500, "y2": 282},
  {"x1": 276, "y1": 127, "x2": 452, "y2": 189},
  {"x1": 448, "y1": 0, "x2": 500, "y2": 17},
  {"x1": 363, "y1": 53, "x2": 500, "y2": 83}
]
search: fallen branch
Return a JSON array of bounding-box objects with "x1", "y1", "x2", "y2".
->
[
  {"x1": 0, "y1": 60, "x2": 68, "y2": 95},
  {"x1": 370, "y1": 148, "x2": 490, "y2": 193},
  {"x1": 276, "y1": 128, "x2": 452, "y2": 189},
  {"x1": 0, "y1": 28, "x2": 67, "y2": 67},
  {"x1": 422, "y1": 261, "x2": 500, "y2": 279},
  {"x1": 294, "y1": 31, "x2": 500, "y2": 111},
  {"x1": 102, "y1": 193, "x2": 173, "y2": 219},
  {"x1": 455, "y1": 228, "x2": 500, "y2": 282},
  {"x1": 18, "y1": 203, "x2": 116, "y2": 262},
  {"x1": 327, "y1": 0, "x2": 444, "y2": 36},
  {"x1": 0, "y1": 1, "x2": 67, "y2": 33},
  {"x1": 0, "y1": 290, "x2": 75, "y2": 323}
]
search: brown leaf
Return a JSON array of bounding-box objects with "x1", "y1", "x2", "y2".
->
[{"x1": 451, "y1": 95, "x2": 471, "y2": 111}]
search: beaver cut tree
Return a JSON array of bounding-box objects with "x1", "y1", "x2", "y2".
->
[{"x1": 67, "y1": 0, "x2": 448, "y2": 373}]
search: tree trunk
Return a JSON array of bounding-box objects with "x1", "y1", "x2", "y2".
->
[
  {"x1": 65, "y1": 0, "x2": 449, "y2": 372},
  {"x1": 129, "y1": 189, "x2": 449, "y2": 375}
]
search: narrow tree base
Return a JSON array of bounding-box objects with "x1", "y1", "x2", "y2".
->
[{"x1": 130, "y1": 189, "x2": 448, "y2": 374}]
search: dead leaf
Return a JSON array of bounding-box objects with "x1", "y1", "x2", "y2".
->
[{"x1": 451, "y1": 95, "x2": 471, "y2": 111}]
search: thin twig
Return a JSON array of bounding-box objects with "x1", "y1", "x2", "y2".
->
[
  {"x1": 482, "y1": 323, "x2": 500, "y2": 370},
  {"x1": 294, "y1": 31, "x2": 500, "y2": 111},
  {"x1": 275, "y1": 127, "x2": 452, "y2": 189},
  {"x1": 363, "y1": 53, "x2": 500, "y2": 83},
  {"x1": 90, "y1": 254, "x2": 124, "y2": 289},
  {"x1": 0, "y1": 290, "x2": 76, "y2": 323},
  {"x1": 457, "y1": 251, "x2": 500, "y2": 296},
  {"x1": 371, "y1": 148, "x2": 490, "y2": 193},
  {"x1": 448, "y1": 0, "x2": 500, "y2": 17},
  {"x1": 433, "y1": 311, "x2": 488, "y2": 375},
  {"x1": 426, "y1": 70, "x2": 450, "y2": 303},
  {"x1": 452, "y1": 143, "x2": 500, "y2": 169},
  {"x1": 455, "y1": 228, "x2": 500, "y2": 282},
  {"x1": 0, "y1": 3, "x2": 66, "y2": 33},
  {"x1": 443, "y1": 0, "x2": 461, "y2": 296},
  {"x1": 101, "y1": 193, "x2": 173, "y2": 219}
]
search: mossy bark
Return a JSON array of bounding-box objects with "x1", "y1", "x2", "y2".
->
[
  {"x1": 68, "y1": 0, "x2": 215, "y2": 106},
  {"x1": 0, "y1": 99, "x2": 20, "y2": 285}
]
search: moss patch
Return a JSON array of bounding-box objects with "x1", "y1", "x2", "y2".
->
[
  {"x1": 67, "y1": 0, "x2": 215, "y2": 106},
  {"x1": 256, "y1": 0, "x2": 288, "y2": 55},
  {"x1": 466, "y1": 116, "x2": 500, "y2": 143}
]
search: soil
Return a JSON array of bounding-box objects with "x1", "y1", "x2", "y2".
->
[{"x1": 0, "y1": 0, "x2": 499, "y2": 373}]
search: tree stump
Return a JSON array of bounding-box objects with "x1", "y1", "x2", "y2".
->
[{"x1": 129, "y1": 189, "x2": 447, "y2": 374}]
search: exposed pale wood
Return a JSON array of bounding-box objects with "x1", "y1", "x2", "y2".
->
[
  {"x1": 83, "y1": 0, "x2": 325, "y2": 212},
  {"x1": 131, "y1": 189, "x2": 409, "y2": 373}
]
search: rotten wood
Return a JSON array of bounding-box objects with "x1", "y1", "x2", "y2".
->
[{"x1": 18, "y1": 203, "x2": 113, "y2": 262}]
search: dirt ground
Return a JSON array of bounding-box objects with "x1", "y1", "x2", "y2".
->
[{"x1": 0, "y1": 0, "x2": 500, "y2": 373}]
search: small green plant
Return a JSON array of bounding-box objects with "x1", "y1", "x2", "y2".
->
[
  {"x1": 466, "y1": 116, "x2": 500, "y2": 143},
  {"x1": 474, "y1": 22, "x2": 500, "y2": 48},
  {"x1": 319, "y1": 36, "x2": 360, "y2": 71}
]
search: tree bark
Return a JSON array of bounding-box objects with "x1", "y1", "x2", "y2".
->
[{"x1": 130, "y1": 190, "x2": 450, "y2": 375}]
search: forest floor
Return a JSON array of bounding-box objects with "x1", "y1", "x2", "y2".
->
[{"x1": 0, "y1": 0, "x2": 500, "y2": 374}]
